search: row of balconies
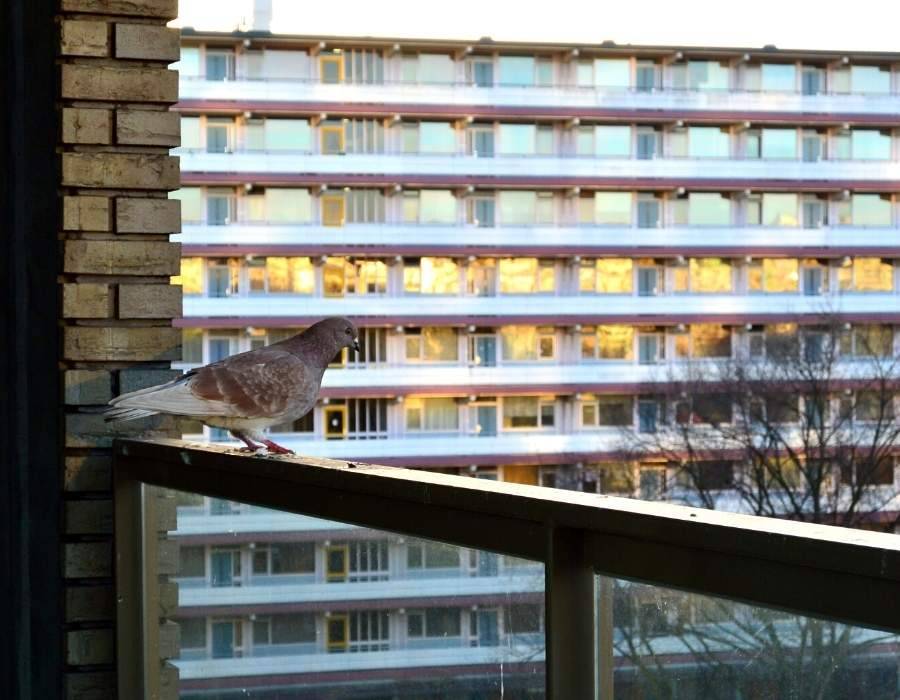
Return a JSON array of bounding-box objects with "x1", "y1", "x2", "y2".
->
[{"x1": 179, "y1": 150, "x2": 900, "y2": 183}]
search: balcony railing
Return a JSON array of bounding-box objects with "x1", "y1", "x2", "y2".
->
[{"x1": 115, "y1": 438, "x2": 900, "y2": 698}]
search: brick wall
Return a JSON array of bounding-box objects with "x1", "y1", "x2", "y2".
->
[{"x1": 58, "y1": 1, "x2": 181, "y2": 697}]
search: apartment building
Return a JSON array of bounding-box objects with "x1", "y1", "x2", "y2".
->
[{"x1": 170, "y1": 31, "x2": 900, "y2": 697}]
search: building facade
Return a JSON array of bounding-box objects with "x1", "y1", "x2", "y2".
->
[{"x1": 170, "y1": 32, "x2": 900, "y2": 697}]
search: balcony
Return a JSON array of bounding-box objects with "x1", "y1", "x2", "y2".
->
[
  {"x1": 181, "y1": 291, "x2": 900, "y2": 326},
  {"x1": 178, "y1": 150, "x2": 900, "y2": 186},
  {"x1": 177, "y1": 222, "x2": 900, "y2": 256},
  {"x1": 115, "y1": 439, "x2": 900, "y2": 698},
  {"x1": 178, "y1": 77, "x2": 900, "y2": 118}
]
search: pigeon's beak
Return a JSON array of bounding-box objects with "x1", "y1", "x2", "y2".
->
[{"x1": 352, "y1": 338, "x2": 360, "y2": 353}]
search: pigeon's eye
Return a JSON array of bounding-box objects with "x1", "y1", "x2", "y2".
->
[{"x1": 345, "y1": 328, "x2": 352, "y2": 335}]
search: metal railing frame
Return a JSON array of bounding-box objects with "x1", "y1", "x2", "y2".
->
[{"x1": 113, "y1": 438, "x2": 900, "y2": 699}]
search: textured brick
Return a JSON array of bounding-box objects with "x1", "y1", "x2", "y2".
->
[
  {"x1": 65, "y1": 671, "x2": 115, "y2": 700},
  {"x1": 157, "y1": 538, "x2": 179, "y2": 576},
  {"x1": 64, "y1": 542, "x2": 111, "y2": 579},
  {"x1": 62, "y1": 108, "x2": 111, "y2": 144},
  {"x1": 119, "y1": 368, "x2": 181, "y2": 394},
  {"x1": 64, "y1": 240, "x2": 181, "y2": 275},
  {"x1": 159, "y1": 620, "x2": 180, "y2": 660},
  {"x1": 64, "y1": 326, "x2": 181, "y2": 362},
  {"x1": 66, "y1": 629, "x2": 114, "y2": 666},
  {"x1": 61, "y1": 64, "x2": 178, "y2": 103},
  {"x1": 66, "y1": 411, "x2": 177, "y2": 447},
  {"x1": 65, "y1": 454, "x2": 112, "y2": 492},
  {"x1": 115, "y1": 25, "x2": 180, "y2": 61},
  {"x1": 62, "y1": 0, "x2": 178, "y2": 18},
  {"x1": 66, "y1": 500, "x2": 113, "y2": 535},
  {"x1": 116, "y1": 197, "x2": 180, "y2": 233},
  {"x1": 66, "y1": 585, "x2": 115, "y2": 622},
  {"x1": 60, "y1": 20, "x2": 108, "y2": 57},
  {"x1": 119, "y1": 283, "x2": 182, "y2": 318},
  {"x1": 64, "y1": 369, "x2": 113, "y2": 405},
  {"x1": 62, "y1": 152, "x2": 179, "y2": 190},
  {"x1": 63, "y1": 196, "x2": 110, "y2": 232},
  {"x1": 159, "y1": 582, "x2": 179, "y2": 618},
  {"x1": 155, "y1": 493, "x2": 177, "y2": 531},
  {"x1": 63, "y1": 283, "x2": 112, "y2": 319},
  {"x1": 160, "y1": 662, "x2": 179, "y2": 700},
  {"x1": 116, "y1": 109, "x2": 179, "y2": 147}
]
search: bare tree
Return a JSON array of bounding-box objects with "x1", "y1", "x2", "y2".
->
[{"x1": 607, "y1": 317, "x2": 900, "y2": 697}]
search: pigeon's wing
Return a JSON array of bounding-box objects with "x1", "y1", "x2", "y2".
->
[{"x1": 109, "y1": 347, "x2": 315, "y2": 419}]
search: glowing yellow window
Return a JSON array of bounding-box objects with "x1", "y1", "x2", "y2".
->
[
  {"x1": 320, "y1": 124, "x2": 345, "y2": 154},
  {"x1": 420, "y1": 257, "x2": 459, "y2": 294},
  {"x1": 176, "y1": 257, "x2": 203, "y2": 295},
  {"x1": 320, "y1": 55, "x2": 344, "y2": 84},
  {"x1": 689, "y1": 258, "x2": 732, "y2": 293},
  {"x1": 597, "y1": 259, "x2": 633, "y2": 294},
  {"x1": 321, "y1": 195, "x2": 346, "y2": 226},
  {"x1": 748, "y1": 259, "x2": 799, "y2": 293},
  {"x1": 597, "y1": 325, "x2": 634, "y2": 360},
  {"x1": 839, "y1": 258, "x2": 893, "y2": 292}
]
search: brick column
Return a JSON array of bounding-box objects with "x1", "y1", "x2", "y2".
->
[{"x1": 58, "y1": 1, "x2": 181, "y2": 697}]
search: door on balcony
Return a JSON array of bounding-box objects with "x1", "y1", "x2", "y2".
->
[
  {"x1": 321, "y1": 194, "x2": 346, "y2": 226},
  {"x1": 477, "y1": 551, "x2": 499, "y2": 577},
  {"x1": 325, "y1": 544, "x2": 349, "y2": 582},
  {"x1": 324, "y1": 405, "x2": 348, "y2": 439},
  {"x1": 211, "y1": 620, "x2": 240, "y2": 658},
  {"x1": 469, "y1": 335, "x2": 497, "y2": 365},
  {"x1": 468, "y1": 126, "x2": 495, "y2": 157},
  {"x1": 326, "y1": 614, "x2": 349, "y2": 652},
  {"x1": 320, "y1": 124, "x2": 345, "y2": 154},
  {"x1": 205, "y1": 119, "x2": 231, "y2": 153},
  {"x1": 476, "y1": 609, "x2": 500, "y2": 646},
  {"x1": 320, "y1": 54, "x2": 344, "y2": 84},
  {"x1": 210, "y1": 548, "x2": 241, "y2": 587}
]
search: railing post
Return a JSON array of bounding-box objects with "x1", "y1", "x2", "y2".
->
[{"x1": 546, "y1": 526, "x2": 596, "y2": 699}]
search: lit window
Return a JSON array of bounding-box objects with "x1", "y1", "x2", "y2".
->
[
  {"x1": 500, "y1": 326, "x2": 556, "y2": 361},
  {"x1": 405, "y1": 397, "x2": 459, "y2": 431},
  {"x1": 177, "y1": 257, "x2": 203, "y2": 295},
  {"x1": 260, "y1": 257, "x2": 314, "y2": 294},
  {"x1": 748, "y1": 259, "x2": 799, "y2": 293},
  {"x1": 404, "y1": 328, "x2": 459, "y2": 362},
  {"x1": 594, "y1": 192, "x2": 632, "y2": 225},
  {"x1": 582, "y1": 395, "x2": 634, "y2": 426},
  {"x1": 502, "y1": 397, "x2": 555, "y2": 429},
  {"x1": 498, "y1": 258, "x2": 555, "y2": 294},
  {"x1": 674, "y1": 324, "x2": 732, "y2": 359},
  {"x1": 581, "y1": 325, "x2": 634, "y2": 360},
  {"x1": 838, "y1": 195, "x2": 893, "y2": 227},
  {"x1": 579, "y1": 258, "x2": 633, "y2": 294},
  {"x1": 840, "y1": 325, "x2": 894, "y2": 358},
  {"x1": 838, "y1": 258, "x2": 893, "y2": 292},
  {"x1": 683, "y1": 258, "x2": 732, "y2": 293},
  {"x1": 404, "y1": 257, "x2": 459, "y2": 294}
]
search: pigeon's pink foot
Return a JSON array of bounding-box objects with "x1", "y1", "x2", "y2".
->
[
  {"x1": 261, "y1": 439, "x2": 294, "y2": 455},
  {"x1": 232, "y1": 431, "x2": 264, "y2": 452}
]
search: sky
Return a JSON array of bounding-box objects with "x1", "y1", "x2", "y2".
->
[{"x1": 173, "y1": 0, "x2": 900, "y2": 52}]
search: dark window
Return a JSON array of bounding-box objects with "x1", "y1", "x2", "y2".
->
[
  {"x1": 271, "y1": 543, "x2": 315, "y2": 574},
  {"x1": 271, "y1": 613, "x2": 316, "y2": 644}
]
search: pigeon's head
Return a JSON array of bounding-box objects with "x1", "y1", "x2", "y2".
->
[{"x1": 312, "y1": 316, "x2": 360, "y2": 354}]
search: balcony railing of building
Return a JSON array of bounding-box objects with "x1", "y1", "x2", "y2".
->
[{"x1": 115, "y1": 438, "x2": 900, "y2": 698}]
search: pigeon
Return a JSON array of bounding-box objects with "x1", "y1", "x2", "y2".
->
[{"x1": 104, "y1": 317, "x2": 359, "y2": 454}]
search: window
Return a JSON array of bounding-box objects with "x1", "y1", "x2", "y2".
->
[
  {"x1": 407, "y1": 608, "x2": 461, "y2": 638},
  {"x1": 404, "y1": 257, "x2": 460, "y2": 294},
  {"x1": 637, "y1": 332, "x2": 664, "y2": 364},
  {"x1": 840, "y1": 325, "x2": 894, "y2": 358},
  {"x1": 468, "y1": 126, "x2": 495, "y2": 157},
  {"x1": 680, "y1": 193, "x2": 731, "y2": 226},
  {"x1": 637, "y1": 265, "x2": 663, "y2": 296},
  {"x1": 761, "y1": 193, "x2": 799, "y2": 227},
  {"x1": 595, "y1": 126, "x2": 632, "y2": 157},
  {"x1": 319, "y1": 52, "x2": 344, "y2": 83},
  {"x1": 748, "y1": 259, "x2": 799, "y2": 293},
  {"x1": 688, "y1": 127, "x2": 729, "y2": 158},
  {"x1": 180, "y1": 117, "x2": 201, "y2": 149},
  {"x1": 498, "y1": 191, "x2": 536, "y2": 225},
  {"x1": 263, "y1": 614, "x2": 316, "y2": 645},
  {"x1": 499, "y1": 124, "x2": 536, "y2": 155},
  {"x1": 674, "y1": 325, "x2": 732, "y2": 359},
  {"x1": 264, "y1": 119, "x2": 311, "y2": 151},
  {"x1": 639, "y1": 466, "x2": 667, "y2": 500},
  {"x1": 761, "y1": 129, "x2": 797, "y2": 159},
  {"x1": 248, "y1": 257, "x2": 314, "y2": 294},
  {"x1": 467, "y1": 259, "x2": 497, "y2": 296},
  {"x1": 761, "y1": 63, "x2": 796, "y2": 91},
  {"x1": 580, "y1": 325, "x2": 634, "y2": 361},
  {"x1": 502, "y1": 397, "x2": 555, "y2": 429},
  {"x1": 851, "y1": 65, "x2": 891, "y2": 94},
  {"x1": 594, "y1": 59, "x2": 631, "y2": 88},
  {"x1": 838, "y1": 195, "x2": 893, "y2": 227},
  {"x1": 636, "y1": 129, "x2": 660, "y2": 160},
  {"x1": 205, "y1": 189, "x2": 234, "y2": 225},
  {"x1": 419, "y1": 190, "x2": 457, "y2": 224},
  {"x1": 594, "y1": 192, "x2": 632, "y2": 225},
  {"x1": 636, "y1": 61, "x2": 658, "y2": 91},
  {"x1": 266, "y1": 188, "x2": 312, "y2": 223},
  {"x1": 581, "y1": 395, "x2": 634, "y2": 427},
  {"x1": 506, "y1": 604, "x2": 542, "y2": 635},
  {"x1": 181, "y1": 328, "x2": 203, "y2": 364},
  {"x1": 205, "y1": 50, "x2": 234, "y2": 80},
  {"x1": 498, "y1": 258, "x2": 555, "y2": 294},
  {"x1": 407, "y1": 541, "x2": 460, "y2": 569},
  {"x1": 686, "y1": 61, "x2": 729, "y2": 90},
  {"x1": 802, "y1": 67, "x2": 823, "y2": 95},
  {"x1": 177, "y1": 257, "x2": 203, "y2": 295},
  {"x1": 176, "y1": 46, "x2": 201, "y2": 77},
  {"x1": 179, "y1": 545, "x2": 205, "y2": 578},
  {"x1": 405, "y1": 397, "x2": 459, "y2": 432},
  {"x1": 637, "y1": 400, "x2": 661, "y2": 434},
  {"x1": 469, "y1": 58, "x2": 494, "y2": 87},
  {"x1": 180, "y1": 618, "x2": 206, "y2": 650},
  {"x1": 321, "y1": 193, "x2": 345, "y2": 226},
  {"x1": 597, "y1": 463, "x2": 635, "y2": 493},
  {"x1": 499, "y1": 326, "x2": 556, "y2": 361},
  {"x1": 252, "y1": 543, "x2": 315, "y2": 575},
  {"x1": 404, "y1": 327, "x2": 459, "y2": 362},
  {"x1": 851, "y1": 130, "x2": 891, "y2": 161},
  {"x1": 580, "y1": 258, "x2": 633, "y2": 294},
  {"x1": 206, "y1": 259, "x2": 239, "y2": 297},
  {"x1": 637, "y1": 195, "x2": 661, "y2": 227},
  {"x1": 674, "y1": 258, "x2": 732, "y2": 293},
  {"x1": 323, "y1": 258, "x2": 387, "y2": 296},
  {"x1": 419, "y1": 122, "x2": 457, "y2": 153},
  {"x1": 682, "y1": 395, "x2": 733, "y2": 425},
  {"x1": 498, "y1": 56, "x2": 535, "y2": 86},
  {"x1": 838, "y1": 258, "x2": 893, "y2": 292}
]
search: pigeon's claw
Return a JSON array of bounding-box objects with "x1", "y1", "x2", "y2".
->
[{"x1": 261, "y1": 439, "x2": 294, "y2": 455}]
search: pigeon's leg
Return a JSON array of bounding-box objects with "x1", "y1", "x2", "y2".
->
[
  {"x1": 260, "y1": 438, "x2": 294, "y2": 455},
  {"x1": 232, "y1": 430, "x2": 264, "y2": 452}
]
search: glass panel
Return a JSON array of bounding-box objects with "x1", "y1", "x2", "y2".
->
[
  {"x1": 419, "y1": 123, "x2": 456, "y2": 153},
  {"x1": 761, "y1": 62, "x2": 796, "y2": 91},
  {"x1": 170, "y1": 490, "x2": 546, "y2": 693},
  {"x1": 852, "y1": 131, "x2": 891, "y2": 160},
  {"x1": 595, "y1": 126, "x2": 631, "y2": 157},
  {"x1": 499, "y1": 124, "x2": 536, "y2": 155},
  {"x1": 851, "y1": 65, "x2": 891, "y2": 94},
  {"x1": 418, "y1": 54, "x2": 454, "y2": 84},
  {"x1": 265, "y1": 119, "x2": 311, "y2": 151},
  {"x1": 180, "y1": 117, "x2": 201, "y2": 149},
  {"x1": 598, "y1": 575, "x2": 900, "y2": 699},
  {"x1": 419, "y1": 190, "x2": 456, "y2": 224},
  {"x1": 265, "y1": 189, "x2": 312, "y2": 223},
  {"x1": 595, "y1": 58, "x2": 631, "y2": 88},
  {"x1": 850, "y1": 195, "x2": 892, "y2": 227},
  {"x1": 761, "y1": 129, "x2": 797, "y2": 159},
  {"x1": 687, "y1": 61, "x2": 729, "y2": 90},
  {"x1": 688, "y1": 193, "x2": 730, "y2": 226},
  {"x1": 762, "y1": 193, "x2": 799, "y2": 226},
  {"x1": 498, "y1": 191, "x2": 536, "y2": 225},
  {"x1": 171, "y1": 188, "x2": 203, "y2": 224},
  {"x1": 498, "y1": 56, "x2": 535, "y2": 86},
  {"x1": 595, "y1": 193, "x2": 632, "y2": 225},
  {"x1": 688, "y1": 128, "x2": 729, "y2": 158}
]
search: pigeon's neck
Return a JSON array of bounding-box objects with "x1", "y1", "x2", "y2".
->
[{"x1": 283, "y1": 333, "x2": 338, "y2": 370}]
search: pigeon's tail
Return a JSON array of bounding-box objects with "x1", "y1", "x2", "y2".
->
[{"x1": 102, "y1": 406, "x2": 160, "y2": 423}]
